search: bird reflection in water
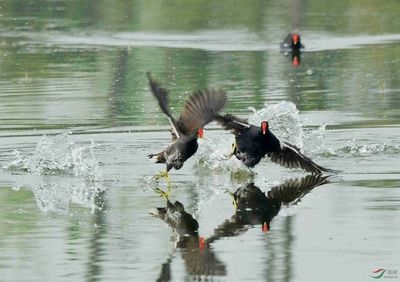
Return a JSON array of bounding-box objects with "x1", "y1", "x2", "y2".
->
[
  {"x1": 291, "y1": 50, "x2": 301, "y2": 67},
  {"x1": 222, "y1": 174, "x2": 330, "y2": 235},
  {"x1": 152, "y1": 188, "x2": 226, "y2": 281},
  {"x1": 152, "y1": 174, "x2": 330, "y2": 281}
]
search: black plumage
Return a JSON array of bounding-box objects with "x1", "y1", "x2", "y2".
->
[
  {"x1": 215, "y1": 114, "x2": 333, "y2": 174},
  {"x1": 147, "y1": 72, "x2": 227, "y2": 172},
  {"x1": 280, "y1": 32, "x2": 305, "y2": 52}
]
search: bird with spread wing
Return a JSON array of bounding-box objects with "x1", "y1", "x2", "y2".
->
[
  {"x1": 215, "y1": 113, "x2": 333, "y2": 174},
  {"x1": 147, "y1": 72, "x2": 227, "y2": 182}
]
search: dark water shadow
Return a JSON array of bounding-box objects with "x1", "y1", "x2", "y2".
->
[{"x1": 153, "y1": 174, "x2": 330, "y2": 281}]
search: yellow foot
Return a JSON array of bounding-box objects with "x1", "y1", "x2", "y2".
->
[
  {"x1": 229, "y1": 192, "x2": 238, "y2": 209},
  {"x1": 223, "y1": 142, "x2": 237, "y2": 160},
  {"x1": 154, "y1": 187, "x2": 171, "y2": 200},
  {"x1": 154, "y1": 170, "x2": 171, "y2": 185}
]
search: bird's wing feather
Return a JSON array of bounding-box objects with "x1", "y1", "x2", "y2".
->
[
  {"x1": 147, "y1": 72, "x2": 181, "y2": 139},
  {"x1": 177, "y1": 89, "x2": 227, "y2": 135},
  {"x1": 267, "y1": 141, "x2": 332, "y2": 174},
  {"x1": 214, "y1": 114, "x2": 251, "y2": 132}
]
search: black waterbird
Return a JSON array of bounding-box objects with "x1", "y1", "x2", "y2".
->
[
  {"x1": 280, "y1": 32, "x2": 305, "y2": 52},
  {"x1": 215, "y1": 114, "x2": 333, "y2": 174},
  {"x1": 147, "y1": 72, "x2": 227, "y2": 182}
]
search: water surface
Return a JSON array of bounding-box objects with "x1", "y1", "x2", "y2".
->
[{"x1": 0, "y1": 1, "x2": 399, "y2": 281}]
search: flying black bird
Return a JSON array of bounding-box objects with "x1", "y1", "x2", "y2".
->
[
  {"x1": 147, "y1": 72, "x2": 227, "y2": 181},
  {"x1": 215, "y1": 114, "x2": 333, "y2": 174}
]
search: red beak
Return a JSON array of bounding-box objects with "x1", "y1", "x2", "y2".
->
[
  {"x1": 261, "y1": 123, "x2": 267, "y2": 135},
  {"x1": 293, "y1": 34, "x2": 299, "y2": 45},
  {"x1": 197, "y1": 128, "x2": 204, "y2": 139},
  {"x1": 199, "y1": 236, "x2": 206, "y2": 250},
  {"x1": 262, "y1": 222, "x2": 270, "y2": 233}
]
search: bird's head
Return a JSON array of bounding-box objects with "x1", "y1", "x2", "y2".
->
[
  {"x1": 197, "y1": 128, "x2": 204, "y2": 139},
  {"x1": 260, "y1": 121, "x2": 269, "y2": 135},
  {"x1": 292, "y1": 33, "x2": 300, "y2": 46},
  {"x1": 199, "y1": 236, "x2": 206, "y2": 250}
]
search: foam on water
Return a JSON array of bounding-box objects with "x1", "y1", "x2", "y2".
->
[{"x1": 4, "y1": 132, "x2": 103, "y2": 181}]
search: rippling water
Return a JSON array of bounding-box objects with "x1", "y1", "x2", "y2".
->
[{"x1": 0, "y1": 1, "x2": 400, "y2": 281}]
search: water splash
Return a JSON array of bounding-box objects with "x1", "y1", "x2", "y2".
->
[
  {"x1": 248, "y1": 101, "x2": 304, "y2": 147},
  {"x1": 339, "y1": 139, "x2": 400, "y2": 156},
  {"x1": 302, "y1": 124, "x2": 331, "y2": 155},
  {"x1": 195, "y1": 101, "x2": 327, "y2": 169},
  {"x1": 32, "y1": 182, "x2": 105, "y2": 214},
  {"x1": 248, "y1": 101, "x2": 329, "y2": 155},
  {"x1": 4, "y1": 132, "x2": 103, "y2": 181},
  {"x1": 195, "y1": 137, "x2": 250, "y2": 172}
]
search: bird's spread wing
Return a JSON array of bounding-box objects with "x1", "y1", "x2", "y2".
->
[
  {"x1": 214, "y1": 113, "x2": 251, "y2": 132},
  {"x1": 267, "y1": 141, "x2": 332, "y2": 174},
  {"x1": 177, "y1": 89, "x2": 227, "y2": 135},
  {"x1": 266, "y1": 174, "x2": 330, "y2": 204},
  {"x1": 147, "y1": 72, "x2": 181, "y2": 139}
]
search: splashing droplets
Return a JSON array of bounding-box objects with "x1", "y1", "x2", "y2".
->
[{"x1": 5, "y1": 132, "x2": 103, "y2": 181}]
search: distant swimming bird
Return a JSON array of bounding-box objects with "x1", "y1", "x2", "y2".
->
[
  {"x1": 215, "y1": 114, "x2": 332, "y2": 174},
  {"x1": 147, "y1": 72, "x2": 227, "y2": 181},
  {"x1": 280, "y1": 33, "x2": 304, "y2": 52}
]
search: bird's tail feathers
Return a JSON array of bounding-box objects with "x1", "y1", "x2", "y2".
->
[{"x1": 148, "y1": 152, "x2": 165, "y2": 163}]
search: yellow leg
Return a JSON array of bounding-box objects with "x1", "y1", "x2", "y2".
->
[
  {"x1": 154, "y1": 171, "x2": 172, "y2": 199},
  {"x1": 154, "y1": 187, "x2": 170, "y2": 200},
  {"x1": 224, "y1": 142, "x2": 237, "y2": 160},
  {"x1": 154, "y1": 170, "x2": 171, "y2": 186},
  {"x1": 154, "y1": 185, "x2": 172, "y2": 200},
  {"x1": 229, "y1": 192, "x2": 238, "y2": 209}
]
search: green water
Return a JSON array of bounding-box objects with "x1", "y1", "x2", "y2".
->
[{"x1": 0, "y1": 1, "x2": 399, "y2": 281}]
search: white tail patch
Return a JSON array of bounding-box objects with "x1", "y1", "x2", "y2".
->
[{"x1": 149, "y1": 154, "x2": 159, "y2": 162}]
